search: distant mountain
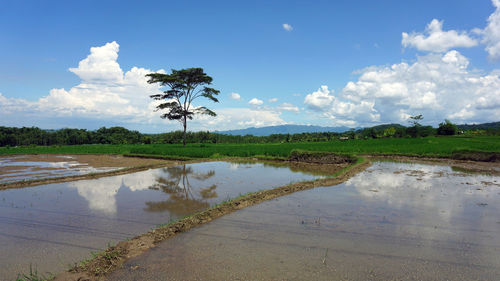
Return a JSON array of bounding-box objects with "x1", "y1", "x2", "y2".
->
[
  {"x1": 216, "y1": 125, "x2": 353, "y2": 136},
  {"x1": 457, "y1": 121, "x2": 500, "y2": 130}
]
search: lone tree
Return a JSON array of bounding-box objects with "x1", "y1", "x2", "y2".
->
[
  {"x1": 146, "y1": 68, "x2": 219, "y2": 146},
  {"x1": 409, "y1": 114, "x2": 423, "y2": 127},
  {"x1": 407, "y1": 114, "x2": 424, "y2": 138}
]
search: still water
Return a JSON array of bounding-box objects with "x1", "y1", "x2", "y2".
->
[
  {"x1": 0, "y1": 161, "x2": 322, "y2": 280},
  {"x1": 0, "y1": 154, "x2": 123, "y2": 184},
  {"x1": 108, "y1": 161, "x2": 500, "y2": 280}
]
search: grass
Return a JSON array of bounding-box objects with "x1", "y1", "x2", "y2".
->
[
  {"x1": 16, "y1": 265, "x2": 53, "y2": 281},
  {"x1": 0, "y1": 136, "x2": 499, "y2": 159}
]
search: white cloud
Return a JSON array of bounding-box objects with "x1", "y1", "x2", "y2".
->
[
  {"x1": 248, "y1": 98, "x2": 264, "y2": 106},
  {"x1": 199, "y1": 108, "x2": 284, "y2": 130},
  {"x1": 402, "y1": 19, "x2": 478, "y2": 52},
  {"x1": 304, "y1": 50, "x2": 500, "y2": 126},
  {"x1": 304, "y1": 86, "x2": 336, "y2": 111},
  {"x1": 282, "y1": 23, "x2": 293, "y2": 32},
  {"x1": 0, "y1": 42, "x2": 165, "y2": 127},
  {"x1": 477, "y1": 0, "x2": 500, "y2": 59},
  {"x1": 230, "y1": 92, "x2": 241, "y2": 100},
  {"x1": 268, "y1": 98, "x2": 278, "y2": 103},
  {"x1": 277, "y1": 102, "x2": 299, "y2": 113},
  {"x1": 68, "y1": 41, "x2": 123, "y2": 82}
]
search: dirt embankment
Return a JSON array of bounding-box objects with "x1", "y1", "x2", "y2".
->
[
  {"x1": 54, "y1": 157, "x2": 370, "y2": 281},
  {"x1": 450, "y1": 151, "x2": 500, "y2": 162},
  {"x1": 288, "y1": 149, "x2": 357, "y2": 164}
]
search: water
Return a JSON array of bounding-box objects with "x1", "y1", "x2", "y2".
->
[
  {"x1": 108, "y1": 162, "x2": 500, "y2": 280},
  {"x1": 0, "y1": 161, "x2": 323, "y2": 280},
  {"x1": 0, "y1": 155, "x2": 120, "y2": 184}
]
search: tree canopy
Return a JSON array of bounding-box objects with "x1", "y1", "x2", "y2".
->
[{"x1": 146, "y1": 68, "x2": 219, "y2": 145}]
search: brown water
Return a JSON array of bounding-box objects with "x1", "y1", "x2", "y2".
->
[
  {"x1": 108, "y1": 162, "x2": 500, "y2": 281},
  {"x1": 0, "y1": 161, "x2": 323, "y2": 280}
]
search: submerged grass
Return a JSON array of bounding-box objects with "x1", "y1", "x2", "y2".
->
[
  {"x1": 0, "y1": 136, "x2": 499, "y2": 159},
  {"x1": 16, "y1": 265, "x2": 53, "y2": 281}
]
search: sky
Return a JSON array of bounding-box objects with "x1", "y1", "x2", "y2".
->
[{"x1": 1, "y1": 0, "x2": 500, "y2": 133}]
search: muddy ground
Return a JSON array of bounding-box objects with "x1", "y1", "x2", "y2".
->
[{"x1": 0, "y1": 154, "x2": 175, "y2": 190}]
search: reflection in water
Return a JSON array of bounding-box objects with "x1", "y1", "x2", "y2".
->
[
  {"x1": 65, "y1": 161, "x2": 324, "y2": 216},
  {"x1": 145, "y1": 165, "x2": 217, "y2": 216},
  {"x1": 231, "y1": 160, "x2": 340, "y2": 176},
  {"x1": 0, "y1": 155, "x2": 118, "y2": 183},
  {"x1": 0, "y1": 160, "x2": 322, "y2": 281},
  {"x1": 107, "y1": 161, "x2": 500, "y2": 281},
  {"x1": 70, "y1": 169, "x2": 161, "y2": 215},
  {"x1": 345, "y1": 162, "x2": 500, "y2": 251}
]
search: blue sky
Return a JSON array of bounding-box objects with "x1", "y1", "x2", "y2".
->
[{"x1": 1, "y1": 0, "x2": 499, "y2": 133}]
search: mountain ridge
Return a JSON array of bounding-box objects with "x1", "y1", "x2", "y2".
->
[{"x1": 216, "y1": 124, "x2": 354, "y2": 136}]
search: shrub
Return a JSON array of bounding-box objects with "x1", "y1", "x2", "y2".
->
[{"x1": 437, "y1": 120, "x2": 458, "y2": 135}]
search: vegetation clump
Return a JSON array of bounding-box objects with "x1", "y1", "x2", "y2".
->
[
  {"x1": 437, "y1": 119, "x2": 458, "y2": 135},
  {"x1": 289, "y1": 149, "x2": 357, "y2": 164}
]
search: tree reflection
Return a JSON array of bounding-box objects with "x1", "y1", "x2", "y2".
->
[{"x1": 144, "y1": 165, "x2": 217, "y2": 216}]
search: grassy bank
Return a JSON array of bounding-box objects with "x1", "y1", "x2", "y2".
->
[{"x1": 0, "y1": 136, "x2": 499, "y2": 159}]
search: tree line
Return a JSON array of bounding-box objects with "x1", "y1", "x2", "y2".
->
[{"x1": 0, "y1": 121, "x2": 498, "y2": 147}]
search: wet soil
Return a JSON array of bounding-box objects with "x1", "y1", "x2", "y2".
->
[{"x1": 0, "y1": 154, "x2": 173, "y2": 190}]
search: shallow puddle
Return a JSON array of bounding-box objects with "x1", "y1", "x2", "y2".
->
[
  {"x1": 109, "y1": 162, "x2": 500, "y2": 280},
  {"x1": 0, "y1": 154, "x2": 160, "y2": 184},
  {"x1": 0, "y1": 161, "x2": 323, "y2": 280}
]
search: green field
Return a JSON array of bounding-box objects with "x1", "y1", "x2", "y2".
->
[{"x1": 0, "y1": 136, "x2": 498, "y2": 159}]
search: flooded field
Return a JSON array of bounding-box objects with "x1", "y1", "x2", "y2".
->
[
  {"x1": 0, "y1": 161, "x2": 323, "y2": 280},
  {"x1": 109, "y1": 161, "x2": 500, "y2": 280},
  {"x1": 0, "y1": 154, "x2": 166, "y2": 184}
]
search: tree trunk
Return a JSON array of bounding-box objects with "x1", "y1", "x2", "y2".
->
[{"x1": 183, "y1": 116, "x2": 187, "y2": 146}]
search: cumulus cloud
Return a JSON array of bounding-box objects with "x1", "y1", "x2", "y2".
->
[
  {"x1": 402, "y1": 19, "x2": 478, "y2": 52},
  {"x1": 304, "y1": 50, "x2": 500, "y2": 126},
  {"x1": 230, "y1": 92, "x2": 241, "y2": 100},
  {"x1": 304, "y1": 86, "x2": 336, "y2": 111},
  {"x1": 0, "y1": 41, "x2": 165, "y2": 127},
  {"x1": 268, "y1": 98, "x2": 278, "y2": 103},
  {"x1": 277, "y1": 102, "x2": 299, "y2": 112},
  {"x1": 282, "y1": 23, "x2": 293, "y2": 31},
  {"x1": 477, "y1": 0, "x2": 500, "y2": 59},
  {"x1": 248, "y1": 98, "x2": 264, "y2": 106}
]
